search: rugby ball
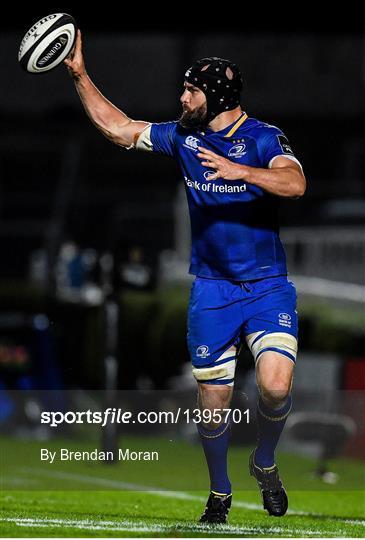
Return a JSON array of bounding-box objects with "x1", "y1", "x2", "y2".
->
[{"x1": 18, "y1": 13, "x2": 77, "y2": 73}]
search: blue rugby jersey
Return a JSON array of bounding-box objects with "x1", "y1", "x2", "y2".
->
[{"x1": 136, "y1": 113, "x2": 302, "y2": 280}]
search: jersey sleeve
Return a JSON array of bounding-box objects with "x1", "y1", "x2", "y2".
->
[
  {"x1": 257, "y1": 126, "x2": 302, "y2": 169},
  {"x1": 135, "y1": 121, "x2": 177, "y2": 157}
]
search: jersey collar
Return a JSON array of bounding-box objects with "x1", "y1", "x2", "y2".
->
[
  {"x1": 198, "y1": 112, "x2": 248, "y2": 137},
  {"x1": 224, "y1": 112, "x2": 248, "y2": 137}
]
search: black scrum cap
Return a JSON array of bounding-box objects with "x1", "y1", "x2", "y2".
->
[{"x1": 184, "y1": 57, "x2": 243, "y2": 121}]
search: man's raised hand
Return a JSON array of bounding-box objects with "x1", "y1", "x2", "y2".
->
[{"x1": 64, "y1": 29, "x2": 85, "y2": 80}]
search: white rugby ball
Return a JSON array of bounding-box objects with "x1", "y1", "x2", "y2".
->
[{"x1": 18, "y1": 13, "x2": 77, "y2": 73}]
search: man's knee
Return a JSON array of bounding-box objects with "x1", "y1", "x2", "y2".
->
[
  {"x1": 198, "y1": 383, "x2": 232, "y2": 429},
  {"x1": 198, "y1": 382, "x2": 232, "y2": 404},
  {"x1": 259, "y1": 377, "x2": 292, "y2": 408},
  {"x1": 255, "y1": 351, "x2": 294, "y2": 408}
]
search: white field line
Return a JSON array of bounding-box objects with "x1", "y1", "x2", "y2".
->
[
  {"x1": 15, "y1": 467, "x2": 365, "y2": 528},
  {"x1": 0, "y1": 516, "x2": 348, "y2": 537},
  {"x1": 16, "y1": 466, "x2": 262, "y2": 509},
  {"x1": 4, "y1": 476, "x2": 40, "y2": 486}
]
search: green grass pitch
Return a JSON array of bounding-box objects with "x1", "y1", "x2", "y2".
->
[{"x1": 1, "y1": 435, "x2": 364, "y2": 537}]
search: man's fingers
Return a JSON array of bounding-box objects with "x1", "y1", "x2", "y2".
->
[
  {"x1": 201, "y1": 160, "x2": 218, "y2": 168},
  {"x1": 198, "y1": 153, "x2": 218, "y2": 165},
  {"x1": 206, "y1": 173, "x2": 220, "y2": 181},
  {"x1": 197, "y1": 147, "x2": 219, "y2": 158},
  {"x1": 64, "y1": 53, "x2": 75, "y2": 66},
  {"x1": 75, "y1": 29, "x2": 82, "y2": 52},
  {"x1": 64, "y1": 29, "x2": 82, "y2": 67},
  {"x1": 68, "y1": 29, "x2": 82, "y2": 60},
  {"x1": 71, "y1": 30, "x2": 82, "y2": 58},
  {"x1": 64, "y1": 54, "x2": 73, "y2": 66}
]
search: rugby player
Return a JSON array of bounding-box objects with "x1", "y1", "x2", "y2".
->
[{"x1": 65, "y1": 30, "x2": 306, "y2": 523}]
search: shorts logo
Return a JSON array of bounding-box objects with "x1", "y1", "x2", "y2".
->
[
  {"x1": 228, "y1": 144, "x2": 246, "y2": 158},
  {"x1": 184, "y1": 136, "x2": 200, "y2": 151},
  {"x1": 196, "y1": 345, "x2": 210, "y2": 358},
  {"x1": 279, "y1": 313, "x2": 292, "y2": 328}
]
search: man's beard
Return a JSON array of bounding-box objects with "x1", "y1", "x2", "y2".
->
[{"x1": 179, "y1": 103, "x2": 208, "y2": 130}]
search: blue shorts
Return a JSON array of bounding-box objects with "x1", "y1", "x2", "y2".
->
[{"x1": 187, "y1": 275, "x2": 298, "y2": 386}]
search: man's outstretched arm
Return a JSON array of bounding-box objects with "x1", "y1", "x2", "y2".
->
[{"x1": 64, "y1": 30, "x2": 149, "y2": 148}]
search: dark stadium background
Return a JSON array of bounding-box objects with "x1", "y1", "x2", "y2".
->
[{"x1": 0, "y1": 10, "x2": 364, "y2": 468}]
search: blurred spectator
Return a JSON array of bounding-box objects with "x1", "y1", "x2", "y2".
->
[{"x1": 120, "y1": 246, "x2": 155, "y2": 290}]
